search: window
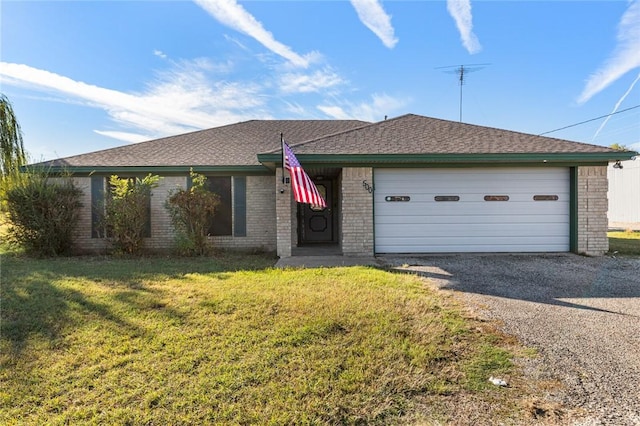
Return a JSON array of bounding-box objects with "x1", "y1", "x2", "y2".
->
[
  {"x1": 385, "y1": 195, "x2": 411, "y2": 202},
  {"x1": 205, "y1": 176, "x2": 232, "y2": 236},
  {"x1": 533, "y1": 195, "x2": 559, "y2": 201},
  {"x1": 434, "y1": 195, "x2": 460, "y2": 202},
  {"x1": 484, "y1": 195, "x2": 509, "y2": 201},
  {"x1": 91, "y1": 175, "x2": 151, "y2": 238}
]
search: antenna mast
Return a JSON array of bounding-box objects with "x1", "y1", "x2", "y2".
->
[{"x1": 436, "y1": 63, "x2": 490, "y2": 122}]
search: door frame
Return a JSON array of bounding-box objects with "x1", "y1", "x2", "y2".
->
[{"x1": 297, "y1": 177, "x2": 338, "y2": 245}]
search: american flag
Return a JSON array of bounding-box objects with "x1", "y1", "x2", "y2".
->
[{"x1": 283, "y1": 141, "x2": 327, "y2": 208}]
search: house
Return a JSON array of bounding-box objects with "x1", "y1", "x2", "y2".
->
[
  {"x1": 37, "y1": 114, "x2": 637, "y2": 257},
  {"x1": 608, "y1": 157, "x2": 640, "y2": 229}
]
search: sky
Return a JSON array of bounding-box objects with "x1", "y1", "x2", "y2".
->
[{"x1": 1, "y1": 0, "x2": 639, "y2": 163}]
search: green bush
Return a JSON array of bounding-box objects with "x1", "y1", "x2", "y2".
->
[
  {"x1": 103, "y1": 174, "x2": 160, "y2": 255},
  {"x1": 165, "y1": 170, "x2": 219, "y2": 256},
  {"x1": 4, "y1": 173, "x2": 82, "y2": 256}
]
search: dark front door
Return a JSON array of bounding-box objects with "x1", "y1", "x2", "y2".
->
[{"x1": 299, "y1": 179, "x2": 335, "y2": 243}]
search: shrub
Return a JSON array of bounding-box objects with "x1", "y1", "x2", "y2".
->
[
  {"x1": 165, "y1": 170, "x2": 220, "y2": 256},
  {"x1": 102, "y1": 174, "x2": 160, "y2": 255},
  {"x1": 4, "y1": 172, "x2": 82, "y2": 256}
]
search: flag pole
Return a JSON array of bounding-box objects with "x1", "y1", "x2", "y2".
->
[{"x1": 281, "y1": 133, "x2": 285, "y2": 184}]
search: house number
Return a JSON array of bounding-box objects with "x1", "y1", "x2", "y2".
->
[{"x1": 362, "y1": 180, "x2": 374, "y2": 194}]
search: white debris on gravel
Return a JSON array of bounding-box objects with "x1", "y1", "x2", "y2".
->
[
  {"x1": 489, "y1": 376, "x2": 508, "y2": 387},
  {"x1": 379, "y1": 254, "x2": 640, "y2": 425}
]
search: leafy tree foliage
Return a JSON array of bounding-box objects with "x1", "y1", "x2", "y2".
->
[
  {"x1": 165, "y1": 170, "x2": 220, "y2": 256},
  {"x1": 102, "y1": 174, "x2": 160, "y2": 255},
  {"x1": 4, "y1": 172, "x2": 82, "y2": 256},
  {"x1": 0, "y1": 94, "x2": 27, "y2": 178},
  {"x1": 609, "y1": 143, "x2": 629, "y2": 151}
]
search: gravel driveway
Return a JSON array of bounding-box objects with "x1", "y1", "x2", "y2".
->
[{"x1": 378, "y1": 254, "x2": 640, "y2": 425}]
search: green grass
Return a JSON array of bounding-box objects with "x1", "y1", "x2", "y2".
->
[
  {"x1": 608, "y1": 230, "x2": 640, "y2": 256},
  {"x1": 1, "y1": 251, "x2": 529, "y2": 424}
]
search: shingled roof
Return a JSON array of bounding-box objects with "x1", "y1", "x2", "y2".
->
[
  {"x1": 39, "y1": 119, "x2": 369, "y2": 169},
  {"x1": 38, "y1": 114, "x2": 632, "y2": 172},
  {"x1": 285, "y1": 114, "x2": 619, "y2": 155}
]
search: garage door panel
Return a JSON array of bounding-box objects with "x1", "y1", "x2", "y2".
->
[
  {"x1": 376, "y1": 203, "x2": 568, "y2": 216},
  {"x1": 374, "y1": 168, "x2": 570, "y2": 253},
  {"x1": 374, "y1": 242, "x2": 569, "y2": 253},
  {"x1": 376, "y1": 236, "x2": 569, "y2": 253},
  {"x1": 376, "y1": 222, "x2": 569, "y2": 237},
  {"x1": 375, "y1": 214, "x2": 569, "y2": 225},
  {"x1": 377, "y1": 181, "x2": 567, "y2": 193}
]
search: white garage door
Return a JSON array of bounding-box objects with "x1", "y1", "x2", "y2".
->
[{"x1": 374, "y1": 168, "x2": 570, "y2": 253}]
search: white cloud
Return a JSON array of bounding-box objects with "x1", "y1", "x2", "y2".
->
[
  {"x1": 350, "y1": 0, "x2": 398, "y2": 49},
  {"x1": 592, "y1": 72, "x2": 640, "y2": 141},
  {"x1": 282, "y1": 101, "x2": 308, "y2": 116},
  {"x1": 318, "y1": 93, "x2": 408, "y2": 122},
  {"x1": 194, "y1": 0, "x2": 313, "y2": 68},
  {"x1": 578, "y1": 0, "x2": 640, "y2": 104},
  {"x1": 446, "y1": 0, "x2": 482, "y2": 54},
  {"x1": 0, "y1": 61, "x2": 268, "y2": 142},
  {"x1": 94, "y1": 130, "x2": 152, "y2": 143},
  {"x1": 317, "y1": 105, "x2": 351, "y2": 120},
  {"x1": 279, "y1": 68, "x2": 344, "y2": 94},
  {"x1": 153, "y1": 49, "x2": 167, "y2": 59}
]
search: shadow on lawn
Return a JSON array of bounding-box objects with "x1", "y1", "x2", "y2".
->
[
  {"x1": 1, "y1": 269, "x2": 144, "y2": 357},
  {"x1": 1, "y1": 252, "x2": 275, "y2": 357},
  {"x1": 380, "y1": 254, "x2": 640, "y2": 316}
]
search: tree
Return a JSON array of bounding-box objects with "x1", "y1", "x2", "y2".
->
[
  {"x1": 609, "y1": 143, "x2": 629, "y2": 151},
  {"x1": 4, "y1": 172, "x2": 82, "y2": 256},
  {"x1": 102, "y1": 174, "x2": 160, "y2": 255},
  {"x1": 0, "y1": 94, "x2": 27, "y2": 178},
  {"x1": 165, "y1": 170, "x2": 220, "y2": 256}
]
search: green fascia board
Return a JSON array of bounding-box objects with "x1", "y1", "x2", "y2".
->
[
  {"x1": 23, "y1": 165, "x2": 272, "y2": 176},
  {"x1": 257, "y1": 151, "x2": 637, "y2": 166}
]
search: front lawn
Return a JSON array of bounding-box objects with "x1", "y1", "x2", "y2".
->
[
  {"x1": 608, "y1": 230, "x2": 640, "y2": 256},
  {"x1": 1, "y1": 252, "x2": 538, "y2": 424}
]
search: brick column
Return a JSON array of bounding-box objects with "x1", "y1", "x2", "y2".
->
[
  {"x1": 341, "y1": 167, "x2": 374, "y2": 256},
  {"x1": 577, "y1": 166, "x2": 609, "y2": 256},
  {"x1": 276, "y1": 168, "x2": 293, "y2": 257}
]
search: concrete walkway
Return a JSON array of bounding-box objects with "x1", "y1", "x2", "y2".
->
[
  {"x1": 609, "y1": 222, "x2": 640, "y2": 231},
  {"x1": 275, "y1": 255, "x2": 380, "y2": 268}
]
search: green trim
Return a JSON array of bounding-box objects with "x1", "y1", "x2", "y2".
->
[
  {"x1": 371, "y1": 168, "x2": 376, "y2": 254},
  {"x1": 25, "y1": 165, "x2": 272, "y2": 175},
  {"x1": 258, "y1": 152, "x2": 636, "y2": 166},
  {"x1": 569, "y1": 167, "x2": 578, "y2": 253}
]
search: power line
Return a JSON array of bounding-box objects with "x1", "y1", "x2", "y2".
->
[{"x1": 538, "y1": 104, "x2": 640, "y2": 136}]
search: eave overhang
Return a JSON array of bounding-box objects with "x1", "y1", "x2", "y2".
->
[
  {"x1": 21, "y1": 165, "x2": 272, "y2": 175},
  {"x1": 257, "y1": 151, "x2": 638, "y2": 168}
]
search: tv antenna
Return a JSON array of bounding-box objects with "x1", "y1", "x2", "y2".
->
[{"x1": 436, "y1": 63, "x2": 490, "y2": 122}]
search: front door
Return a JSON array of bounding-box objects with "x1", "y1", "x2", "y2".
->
[{"x1": 299, "y1": 179, "x2": 335, "y2": 243}]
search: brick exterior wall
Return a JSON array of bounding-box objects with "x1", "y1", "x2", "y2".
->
[
  {"x1": 65, "y1": 166, "x2": 608, "y2": 257},
  {"x1": 69, "y1": 177, "x2": 107, "y2": 253},
  {"x1": 577, "y1": 165, "x2": 609, "y2": 256},
  {"x1": 145, "y1": 176, "x2": 187, "y2": 251},
  {"x1": 341, "y1": 167, "x2": 374, "y2": 256},
  {"x1": 68, "y1": 174, "x2": 277, "y2": 254},
  {"x1": 68, "y1": 176, "x2": 186, "y2": 253},
  {"x1": 211, "y1": 175, "x2": 277, "y2": 251},
  {"x1": 275, "y1": 168, "x2": 294, "y2": 257}
]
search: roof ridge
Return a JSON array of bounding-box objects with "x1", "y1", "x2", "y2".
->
[
  {"x1": 285, "y1": 114, "x2": 417, "y2": 149},
  {"x1": 262, "y1": 120, "x2": 373, "y2": 154}
]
